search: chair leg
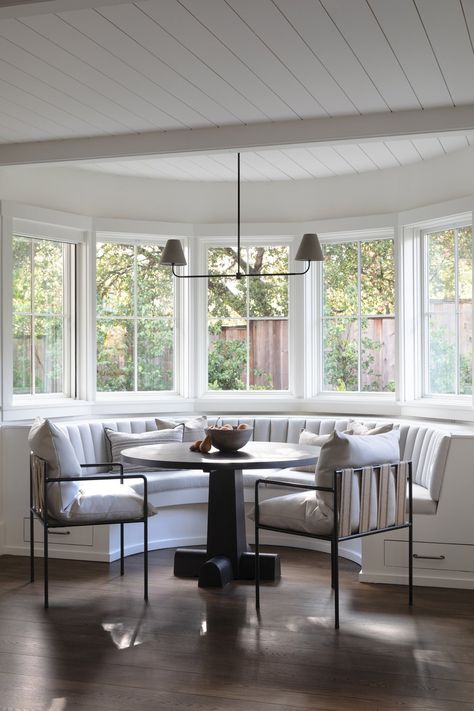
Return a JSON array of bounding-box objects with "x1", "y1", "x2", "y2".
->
[
  {"x1": 255, "y1": 521, "x2": 260, "y2": 611},
  {"x1": 408, "y1": 523, "x2": 413, "y2": 607},
  {"x1": 144, "y1": 517, "x2": 148, "y2": 603},
  {"x1": 333, "y1": 534, "x2": 339, "y2": 630},
  {"x1": 30, "y1": 511, "x2": 35, "y2": 583},
  {"x1": 44, "y1": 524, "x2": 49, "y2": 609},
  {"x1": 330, "y1": 539, "x2": 336, "y2": 589},
  {"x1": 120, "y1": 523, "x2": 125, "y2": 576}
]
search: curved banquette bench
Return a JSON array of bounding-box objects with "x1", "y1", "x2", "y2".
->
[{"x1": 55, "y1": 415, "x2": 450, "y2": 516}]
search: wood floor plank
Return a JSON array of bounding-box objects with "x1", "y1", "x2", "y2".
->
[{"x1": 1, "y1": 548, "x2": 474, "y2": 711}]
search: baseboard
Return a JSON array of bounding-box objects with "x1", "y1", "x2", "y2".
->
[
  {"x1": 2, "y1": 543, "x2": 111, "y2": 562},
  {"x1": 359, "y1": 570, "x2": 474, "y2": 589}
]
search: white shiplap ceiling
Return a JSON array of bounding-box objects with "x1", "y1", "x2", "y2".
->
[
  {"x1": 75, "y1": 134, "x2": 474, "y2": 181},
  {"x1": 0, "y1": 0, "x2": 473, "y2": 173}
]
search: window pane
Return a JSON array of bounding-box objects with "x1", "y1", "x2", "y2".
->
[
  {"x1": 34, "y1": 317, "x2": 63, "y2": 394},
  {"x1": 137, "y1": 244, "x2": 174, "y2": 318},
  {"x1": 96, "y1": 243, "x2": 134, "y2": 317},
  {"x1": 361, "y1": 317, "x2": 395, "y2": 392},
  {"x1": 323, "y1": 318, "x2": 358, "y2": 391},
  {"x1": 13, "y1": 238, "x2": 31, "y2": 313},
  {"x1": 208, "y1": 248, "x2": 246, "y2": 318},
  {"x1": 137, "y1": 319, "x2": 174, "y2": 391},
  {"x1": 428, "y1": 310, "x2": 456, "y2": 394},
  {"x1": 428, "y1": 230, "x2": 455, "y2": 301},
  {"x1": 361, "y1": 240, "x2": 395, "y2": 315},
  {"x1": 208, "y1": 319, "x2": 247, "y2": 390},
  {"x1": 249, "y1": 319, "x2": 288, "y2": 390},
  {"x1": 459, "y1": 227, "x2": 473, "y2": 394},
  {"x1": 34, "y1": 240, "x2": 63, "y2": 314},
  {"x1": 97, "y1": 319, "x2": 134, "y2": 392},
  {"x1": 13, "y1": 314, "x2": 32, "y2": 394},
  {"x1": 323, "y1": 243, "x2": 358, "y2": 316},
  {"x1": 248, "y1": 246, "x2": 288, "y2": 317}
]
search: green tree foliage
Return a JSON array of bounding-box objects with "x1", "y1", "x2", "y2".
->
[
  {"x1": 207, "y1": 246, "x2": 288, "y2": 390},
  {"x1": 96, "y1": 242, "x2": 174, "y2": 392},
  {"x1": 322, "y1": 239, "x2": 395, "y2": 392}
]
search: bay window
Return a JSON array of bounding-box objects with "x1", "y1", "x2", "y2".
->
[
  {"x1": 96, "y1": 239, "x2": 175, "y2": 393},
  {"x1": 207, "y1": 245, "x2": 289, "y2": 391},
  {"x1": 321, "y1": 236, "x2": 395, "y2": 393}
]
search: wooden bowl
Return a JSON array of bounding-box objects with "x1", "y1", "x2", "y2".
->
[{"x1": 206, "y1": 426, "x2": 253, "y2": 453}]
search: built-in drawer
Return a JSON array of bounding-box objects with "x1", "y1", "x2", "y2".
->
[
  {"x1": 385, "y1": 540, "x2": 474, "y2": 573},
  {"x1": 23, "y1": 518, "x2": 94, "y2": 547}
]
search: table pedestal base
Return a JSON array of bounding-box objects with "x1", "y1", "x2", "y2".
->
[{"x1": 174, "y1": 548, "x2": 281, "y2": 587}]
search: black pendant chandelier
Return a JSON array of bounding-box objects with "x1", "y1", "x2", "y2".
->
[{"x1": 160, "y1": 152, "x2": 323, "y2": 279}]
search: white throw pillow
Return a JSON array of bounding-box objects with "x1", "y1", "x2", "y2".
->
[
  {"x1": 315, "y1": 429, "x2": 400, "y2": 529},
  {"x1": 155, "y1": 416, "x2": 207, "y2": 443},
  {"x1": 344, "y1": 421, "x2": 394, "y2": 435},
  {"x1": 61, "y1": 480, "x2": 157, "y2": 522},
  {"x1": 293, "y1": 431, "x2": 331, "y2": 473},
  {"x1": 28, "y1": 418, "x2": 82, "y2": 517},
  {"x1": 104, "y1": 427, "x2": 183, "y2": 472}
]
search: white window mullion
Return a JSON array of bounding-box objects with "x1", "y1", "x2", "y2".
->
[{"x1": 133, "y1": 244, "x2": 138, "y2": 393}]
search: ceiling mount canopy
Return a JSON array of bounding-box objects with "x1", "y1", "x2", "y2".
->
[{"x1": 160, "y1": 153, "x2": 323, "y2": 279}]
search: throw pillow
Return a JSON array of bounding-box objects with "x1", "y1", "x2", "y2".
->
[
  {"x1": 155, "y1": 415, "x2": 207, "y2": 443},
  {"x1": 104, "y1": 427, "x2": 182, "y2": 472},
  {"x1": 28, "y1": 418, "x2": 82, "y2": 517},
  {"x1": 344, "y1": 421, "x2": 394, "y2": 435},
  {"x1": 61, "y1": 480, "x2": 157, "y2": 522},
  {"x1": 293, "y1": 431, "x2": 331, "y2": 473},
  {"x1": 314, "y1": 429, "x2": 400, "y2": 532}
]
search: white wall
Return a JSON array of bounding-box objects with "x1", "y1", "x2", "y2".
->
[{"x1": 1, "y1": 145, "x2": 474, "y2": 223}]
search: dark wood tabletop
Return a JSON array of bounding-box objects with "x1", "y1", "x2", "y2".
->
[{"x1": 121, "y1": 440, "x2": 320, "y2": 471}]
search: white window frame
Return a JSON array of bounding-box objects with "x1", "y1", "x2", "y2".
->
[
  {"x1": 316, "y1": 228, "x2": 396, "y2": 398},
  {"x1": 94, "y1": 232, "x2": 183, "y2": 400},
  {"x1": 195, "y1": 234, "x2": 303, "y2": 401},
  {"x1": 420, "y1": 215, "x2": 472, "y2": 400},
  {"x1": 1, "y1": 202, "x2": 89, "y2": 414}
]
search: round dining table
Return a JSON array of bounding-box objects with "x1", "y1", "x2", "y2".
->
[{"x1": 122, "y1": 440, "x2": 319, "y2": 588}]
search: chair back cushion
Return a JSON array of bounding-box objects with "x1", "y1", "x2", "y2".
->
[
  {"x1": 28, "y1": 418, "x2": 82, "y2": 516},
  {"x1": 315, "y1": 429, "x2": 401, "y2": 531}
]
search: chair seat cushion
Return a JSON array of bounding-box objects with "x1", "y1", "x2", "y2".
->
[
  {"x1": 57, "y1": 480, "x2": 157, "y2": 522},
  {"x1": 250, "y1": 490, "x2": 332, "y2": 535}
]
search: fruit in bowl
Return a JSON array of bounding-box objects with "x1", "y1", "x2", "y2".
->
[{"x1": 190, "y1": 423, "x2": 253, "y2": 453}]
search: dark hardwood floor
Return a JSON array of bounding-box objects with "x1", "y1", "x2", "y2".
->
[{"x1": 1, "y1": 547, "x2": 473, "y2": 711}]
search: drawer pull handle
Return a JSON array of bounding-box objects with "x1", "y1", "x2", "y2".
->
[
  {"x1": 413, "y1": 553, "x2": 445, "y2": 560},
  {"x1": 48, "y1": 530, "x2": 71, "y2": 536}
]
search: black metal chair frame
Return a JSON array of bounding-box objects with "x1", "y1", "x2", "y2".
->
[
  {"x1": 255, "y1": 461, "x2": 413, "y2": 629},
  {"x1": 29, "y1": 454, "x2": 149, "y2": 608}
]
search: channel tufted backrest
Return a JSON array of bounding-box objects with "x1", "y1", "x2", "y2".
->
[{"x1": 399, "y1": 426, "x2": 450, "y2": 501}]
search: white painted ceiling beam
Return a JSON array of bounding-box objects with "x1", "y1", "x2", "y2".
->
[
  {"x1": 0, "y1": 0, "x2": 128, "y2": 20},
  {"x1": 1, "y1": 104, "x2": 474, "y2": 166}
]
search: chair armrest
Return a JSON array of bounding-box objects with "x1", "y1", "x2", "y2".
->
[{"x1": 255, "y1": 478, "x2": 332, "y2": 493}]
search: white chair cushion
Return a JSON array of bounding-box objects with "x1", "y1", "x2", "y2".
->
[
  {"x1": 250, "y1": 490, "x2": 332, "y2": 535},
  {"x1": 59, "y1": 480, "x2": 157, "y2": 522},
  {"x1": 28, "y1": 417, "x2": 82, "y2": 516},
  {"x1": 155, "y1": 416, "x2": 207, "y2": 443},
  {"x1": 104, "y1": 427, "x2": 182, "y2": 472}
]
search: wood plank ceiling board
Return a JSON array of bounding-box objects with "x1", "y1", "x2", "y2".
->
[
  {"x1": 10, "y1": 13, "x2": 196, "y2": 130},
  {"x1": 439, "y1": 135, "x2": 469, "y2": 153},
  {"x1": 93, "y1": 3, "x2": 266, "y2": 126},
  {"x1": 0, "y1": 59, "x2": 121, "y2": 135},
  {"x1": 306, "y1": 145, "x2": 356, "y2": 175},
  {"x1": 411, "y1": 136, "x2": 445, "y2": 160},
  {"x1": 280, "y1": 147, "x2": 335, "y2": 178},
  {"x1": 320, "y1": 0, "x2": 421, "y2": 110},
  {"x1": 225, "y1": 0, "x2": 357, "y2": 116},
  {"x1": 238, "y1": 151, "x2": 283, "y2": 180},
  {"x1": 330, "y1": 143, "x2": 377, "y2": 173},
  {"x1": 357, "y1": 141, "x2": 400, "y2": 169},
  {"x1": 416, "y1": 0, "x2": 474, "y2": 105},
  {"x1": 57, "y1": 6, "x2": 241, "y2": 128},
  {"x1": 273, "y1": 0, "x2": 388, "y2": 114},
  {"x1": 256, "y1": 149, "x2": 314, "y2": 180},
  {"x1": 136, "y1": 0, "x2": 297, "y2": 121},
  {"x1": 174, "y1": 0, "x2": 327, "y2": 119},
  {"x1": 384, "y1": 139, "x2": 423, "y2": 165},
  {"x1": 0, "y1": 98, "x2": 70, "y2": 140},
  {"x1": 0, "y1": 31, "x2": 148, "y2": 133},
  {"x1": 366, "y1": 0, "x2": 453, "y2": 108}
]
